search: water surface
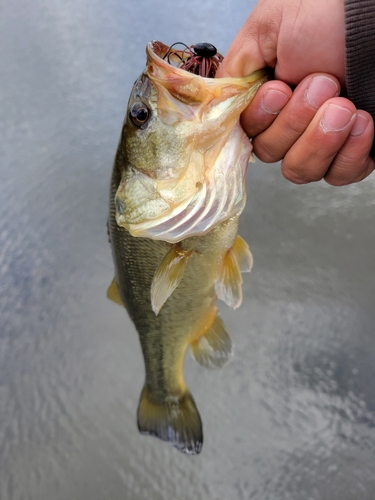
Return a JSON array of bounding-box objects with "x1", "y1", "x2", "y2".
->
[{"x1": 2, "y1": 1, "x2": 375, "y2": 498}]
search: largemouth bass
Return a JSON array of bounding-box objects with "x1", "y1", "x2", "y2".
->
[{"x1": 108, "y1": 41, "x2": 267, "y2": 454}]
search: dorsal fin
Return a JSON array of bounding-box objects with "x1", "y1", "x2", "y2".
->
[
  {"x1": 107, "y1": 278, "x2": 124, "y2": 306},
  {"x1": 151, "y1": 245, "x2": 193, "y2": 315}
]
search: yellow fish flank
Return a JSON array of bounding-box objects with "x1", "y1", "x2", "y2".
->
[{"x1": 108, "y1": 41, "x2": 267, "y2": 454}]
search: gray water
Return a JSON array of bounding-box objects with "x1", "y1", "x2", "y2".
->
[{"x1": 2, "y1": 0, "x2": 375, "y2": 499}]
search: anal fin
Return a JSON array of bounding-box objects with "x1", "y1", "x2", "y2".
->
[
  {"x1": 137, "y1": 386, "x2": 203, "y2": 455},
  {"x1": 190, "y1": 311, "x2": 233, "y2": 369},
  {"x1": 107, "y1": 278, "x2": 124, "y2": 306},
  {"x1": 151, "y1": 245, "x2": 193, "y2": 315}
]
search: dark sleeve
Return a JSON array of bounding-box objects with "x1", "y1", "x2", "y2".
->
[{"x1": 345, "y1": 0, "x2": 375, "y2": 153}]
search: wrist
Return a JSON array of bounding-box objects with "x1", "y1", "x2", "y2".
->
[{"x1": 345, "y1": 0, "x2": 375, "y2": 154}]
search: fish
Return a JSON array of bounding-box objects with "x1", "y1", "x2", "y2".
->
[{"x1": 108, "y1": 40, "x2": 267, "y2": 454}]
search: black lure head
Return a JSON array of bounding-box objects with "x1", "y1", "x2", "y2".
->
[{"x1": 193, "y1": 42, "x2": 217, "y2": 58}]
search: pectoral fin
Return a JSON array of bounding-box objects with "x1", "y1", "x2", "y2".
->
[
  {"x1": 190, "y1": 311, "x2": 233, "y2": 369},
  {"x1": 232, "y1": 235, "x2": 253, "y2": 273},
  {"x1": 215, "y1": 246, "x2": 243, "y2": 309},
  {"x1": 107, "y1": 278, "x2": 124, "y2": 306},
  {"x1": 151, "y1": 245, "x2": 193, "y2": 315}
]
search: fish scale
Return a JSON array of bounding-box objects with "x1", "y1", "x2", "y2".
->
[{"x1": 107, "y1": 40, "x2": 267, "y2": 454}]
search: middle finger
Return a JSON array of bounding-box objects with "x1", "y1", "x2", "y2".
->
[{"x1": 252, "y1": 73, "x2": 340, "y2": 162}]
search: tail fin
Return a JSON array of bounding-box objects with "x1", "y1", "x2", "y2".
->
[{"x1": 137, "y1": 386, "x2": 203, "y2": 455}]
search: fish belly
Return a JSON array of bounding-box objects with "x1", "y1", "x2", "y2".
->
[{"x1": 110, "y1": 202, "x2": 239, "y2": 398}]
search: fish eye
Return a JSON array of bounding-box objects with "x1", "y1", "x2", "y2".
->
[{"x1": 129, "y1": 103, "x2": 150, "y2": 128}]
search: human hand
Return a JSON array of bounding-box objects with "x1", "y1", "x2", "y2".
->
[{"x1": 217, "y1": 0, "x2": 375, "y2": 185}]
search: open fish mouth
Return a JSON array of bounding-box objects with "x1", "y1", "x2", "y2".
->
[
  {"x1": 115, "y1": 40, "x2": 268, "y2": 243},
  {"x1": 148, "y1": 41, "x2": 224, "y2": 78}
]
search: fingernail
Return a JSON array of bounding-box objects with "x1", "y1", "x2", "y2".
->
[
  {"x1": 305, "y1": 76, "x2": 339, "y2": 108},
  {"x1": 321, "y1": 104, "x2": 354, "y2": 132},
  {"x1": 350, "y1": 113, "x2": 370, "y2": 136},
  {"x1": 261, "y1": 89, "x2": 289, "y2": 114}
]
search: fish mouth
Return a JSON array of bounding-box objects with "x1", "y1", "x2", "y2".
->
[
  {"x1": 145, "y1": 40, "x2": 268, "y2": 106},
  {"x1": 118, "y1": 41, "x2": 269, "y2": 242}
]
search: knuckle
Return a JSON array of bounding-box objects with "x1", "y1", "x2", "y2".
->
[
  {"x1": 282, "y1": 147, "x2": 330, "y2": 183},
  {"x1": 252, "y1": 105, "x2": 316, "y2": 162},
  {"x1": 281, "y1": 162, "x2": 313, "y2": 184},
  {"x1": 283, "y1": 106, "x2": 314, "y2": 137},
  {"x1": 241, "y1": 109, "x2": 275, "y2": 138},
  {"x1": 253, "y1": 138, "x2": 283, "y2": 163},
  {"x1": 324, "y1": 176, "x2": 348, "y2": 187},
  {"x1": 324, "y1": 154, "x2": 374, "y2": 186}
]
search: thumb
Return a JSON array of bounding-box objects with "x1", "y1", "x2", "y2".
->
[
  {"x1": 217, "y1": 36, "x2": 264, "y2": 79},
  {"x1": 216, "y1": 6, "x2": 278, "y2": 78}
]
